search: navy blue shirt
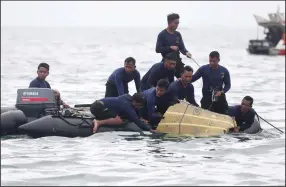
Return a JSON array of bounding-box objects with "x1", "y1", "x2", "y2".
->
[
  {"x1": 141, "y1": 62, "x2": 175, "y2": 91},
  {"x1": 100, "y1": 94, "x2": 150, "y2": 131},
  {"x1": 29, "y1": 78, "x2": 51, "y2": 88},
  {"x1": 228, "y1": 105, "x2": 256, "y2": 131},
  {"x1": 107, "y1": 67, "x2": 141, "y2": 95},
  {"x1": 141, "y1": 87, "x2": 163, "y2": 121},
  {"x1": 191, "y1": 65, "x2": 231, "y2": 95},
  {"x1": 156, "y1": 29, "x2": 188, "y2": 58},
  {"x1": 167, "y1": 80, "x2": 199, "y2": 107}
]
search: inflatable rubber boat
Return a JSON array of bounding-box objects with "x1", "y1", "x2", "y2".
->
[
  {"x1": 1, "y1": 88, "x2": 147, "y2": 138},
  {"x1": 1, "y1": 88, "x2": 262, "y2": 139},
  {"x1": 1, "y1": 88, "x2": 58, "y2": 136},
  {"x1": 156, "y1": 101, "x2": 262, "y2": 137}
]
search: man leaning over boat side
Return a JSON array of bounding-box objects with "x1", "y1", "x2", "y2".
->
[
  {"x1": 155, "y1": 13, "x2": 192, "y2": 79},
  {"x1": 227, "y1": 96, "x2": 257, "y2": 133},
  {"x1": 191, "y1": 51, "x2": 231, "y2": 114},
  {"x1": 90, "y1": 93, "x2": 156, "y2": 134},
  {"x1": 140, "y1": 52, "x2": 177, "y2": 91},
  {"x1": 28, "y1": 62, "x2": 70, "y2": 108},
  {"x1": 105, "y1": 57, "x2": 141, "y2": 97}
]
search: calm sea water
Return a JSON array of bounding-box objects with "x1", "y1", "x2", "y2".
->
[{"x1": 1, "y1": 27, "x2": 285, "y2": 186}]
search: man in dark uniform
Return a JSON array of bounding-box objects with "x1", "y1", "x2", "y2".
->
[
  {"x1": 227, "y1": 96, "x2": 257, "y2": 133},
  {"x1": 155, "y1": 13, "x2": 192, "y2": 78},
  {"x1": 191, "y1": 51, "x2": 231, "y2": 114},
  {"x1": 90, "y1": 93, "x2": 154, "y2": 133},
  {"x1": 141, "y1": 79, "x2": 169, "y2": 129},
  {"x1": 29, "y1": 62, "x2": 69, "y2": 108},
  {"x1": 105, "y1": 57, "x2": 141, "y2": 97},
  {"x1": 140, "y1": 52, "x2": 176, "y2": 91},
  {"x1": 167, "y1": 65, "x2": 199, "y2": 107}
]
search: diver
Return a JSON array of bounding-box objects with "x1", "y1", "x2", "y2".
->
[
  {"x1": 105, "y1": 57, "x2": 141, "y2": 97},
  {"x1": 167, "y1": 65, "x2": 199, "y2": 107},
  {"x1": 191, "y1": 51, "x2": 231, "y2": 114},
  {"x1": 29, "y1": 62, "x2": 70, "y2": 108},
  {"x1": 140, "y1": 52, "x2": 177, "y2": 91},
  {"x1": 227, "y1": 96, "x2": 257, "y2": 133},
  {"x1": 155, "y1": 13, "x2": 192, "y2": 78},
  {"x1": 140, "y1": 79, "x2": 169, "y2": 130},
  {"x1": 90, "y1": 93, "x2": 154, "y2": 133}
]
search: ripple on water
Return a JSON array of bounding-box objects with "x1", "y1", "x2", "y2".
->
[{"x1": 1, "y1": 27, "x2": 285, "y2": 186}]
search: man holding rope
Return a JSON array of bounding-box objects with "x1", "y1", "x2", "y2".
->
[
  {"x1": 155, "y1": 13, "x2": 192, "y2": 78},
  {"x1": 191, "y1": 51, "x2": 231, "y2": 114}
]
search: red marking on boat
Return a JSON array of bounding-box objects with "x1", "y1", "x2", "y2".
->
[
  {"x1": 21, "y1": 97, "x2": 49, "y2": 102},
  {"x1": 278, "y1": 50, "x2": 285, "y2": 55}
]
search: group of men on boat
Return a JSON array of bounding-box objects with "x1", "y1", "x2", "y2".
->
[{"x1": 28, "y1": 13, "x2": 257, "y2": 134}]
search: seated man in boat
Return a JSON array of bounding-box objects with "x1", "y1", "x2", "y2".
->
[
  {"x1": 227, "y1": 96, "x2": 257, "y2": 133},
  {"x1": 191, "y1": 51, "x2": 231, "y2": 114},
  {"x1": 105, "y1": 57, "x2": 141, "y2": 97},
  {"x1": 29, "y1": 62, "x2": 70, "y2": 108},
  {"x1": 90, "y1": 93, "x2": 154, "y2": 133},
  {"x1": 167, "y1": 65, "x2": 199, "y2": 107},
  {"x1": 140, "y1": 52, "x2": 176, "y2": 91},
  {"x1": 140, "y1": 79, "x2": 169, "y2": 130}
]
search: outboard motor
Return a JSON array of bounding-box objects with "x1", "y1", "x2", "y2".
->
[{"x1": 15, "y1": 88, "x2": 58, "y2": 118}]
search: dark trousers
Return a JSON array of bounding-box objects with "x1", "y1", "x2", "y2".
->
[
  {"x1": 174, "y1": 57, "x2": 185, "y2": 79},
  {"x1": 140, "y1": 106, "x2": 162, "y2": 130},
  {"x1": 200, "y1": 93, "x2": 228, "y2": 114},
  {"x1": 90, "y1": 101, "x2": 145, "y2": 133},
  {"x1": 105, "y1": 81, "x2": 128, "y2": 98}
]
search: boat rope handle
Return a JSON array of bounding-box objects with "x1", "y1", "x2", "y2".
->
[
  {"x1": 57, "y1": 115, "x2": 93, "y2": 128},
  {"x1": 178, "y1": 103, "x2": 189, "y2": 135}
]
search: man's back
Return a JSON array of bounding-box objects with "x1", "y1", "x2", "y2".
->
[
  {"x1": 100, "y1": 94, "x2": 135, "y2": 117},
  {"x1": 141, "y1": 62, "x2": 161, "y2": 84},
  {"x1": 141, "y1": 62, "x2": 174, "y2": 91}
]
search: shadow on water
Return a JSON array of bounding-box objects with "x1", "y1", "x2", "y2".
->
[{"x1": 1, "y1": 134, "x2": 31, "y2": 141}]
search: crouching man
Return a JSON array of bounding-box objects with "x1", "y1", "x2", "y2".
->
[{"x1": 90, "y1": 93, "x2": 155, "y2": 134}]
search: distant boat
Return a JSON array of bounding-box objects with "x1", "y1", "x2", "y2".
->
[{"x1": 247, "y1": 6, "x2": 285, "y2": 56}]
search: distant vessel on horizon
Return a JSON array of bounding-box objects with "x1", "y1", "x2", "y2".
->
[{"x1": 247, "y1": 6, "x2": 285, "y2": 56}]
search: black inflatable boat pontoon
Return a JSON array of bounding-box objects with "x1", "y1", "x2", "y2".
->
[
  {"x1": 1, "y1": 88, "x2": 59, "y2": 136},
  {"x1": 1, "y1": 88, "x2": 146, "y2": 138}
]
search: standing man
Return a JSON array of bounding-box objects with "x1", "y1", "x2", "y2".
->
[
  {"x1": 191, "y1": 51, "x2": 231, "y2": 114},
  {"x1": 155, "y1": 13, "x2": 192, "y2": 78},
  {"x1": 105, "y1": 57, "x2": 141, "y2": 97}
]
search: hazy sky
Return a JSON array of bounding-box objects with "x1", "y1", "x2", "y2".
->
[{"x1": 1, "y1": 1, "x2": 285, "y2": 28}]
